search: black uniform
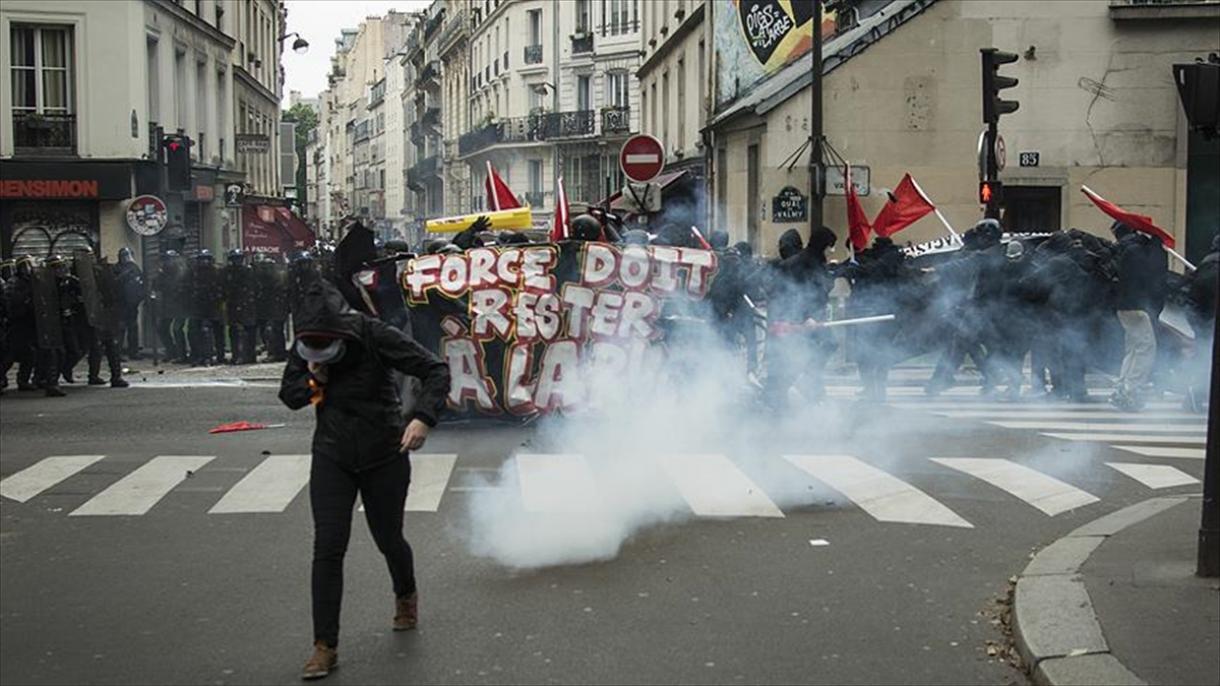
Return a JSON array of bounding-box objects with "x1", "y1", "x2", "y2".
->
[
  {"x1": 4, "y1": 261, "x2": 37, "y2": 390},
  {"x1": 56, "y1": 262, "x2": 89, "y2": 384},
  {"x1": 841, "y1": 237, "x2": 907, "y2": 402},
  {"x1": 115, "y1": 250, "x2": 145, "y2": 358},
  {"x1": 763, "y1": 227, "x2": 837, "y2": 407},
  {"x1": 278, "y1": 280, "x2": 450, "y2": 650},
  {"x1": 224, "y1": 253, "x2": 258, "y2": 364},
  {"x1": 187, "y1": 253, "x2": 226, "y2": 365},
  {"x1": 31, "y1": 264, "x2": 66, "y2": 396},
  {"x1": 154, "y1": 253, "x2": 189, "y2": 361},
  {"x1": 254, "y1": 256, "x2": 289, "y2": 361}
]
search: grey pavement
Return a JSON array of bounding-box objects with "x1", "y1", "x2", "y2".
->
[{"x1": 0, "y1": 373, "x2": 1208, "y2": 685}]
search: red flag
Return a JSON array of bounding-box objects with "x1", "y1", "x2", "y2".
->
[
  {"x1": 550, "y1": 176, "x2": 570, "y2": 242},
  {"x1": 208, "y1": 421, "x2": 284, "y2": 434},
  {"x1": 1081, "y1": 186, "x2": 1175, "y2": 249},
  {"x1": 844, "y1": 164, "x2": 872, "y2": 251},
  {"x1": 484, "y1": 161, "x2": 521, "y2": 212},
  {"x1": 872, "y1": 173, "x2": 935, "y2": 238}
]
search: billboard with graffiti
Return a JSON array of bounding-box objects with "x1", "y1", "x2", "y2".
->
[{"x1": 715, "y1": 0, "x2": 817, "y2": 107}]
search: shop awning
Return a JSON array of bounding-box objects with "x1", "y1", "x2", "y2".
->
[{"x1": 242, "y1": 204, "x2": 316, "y2": 255}]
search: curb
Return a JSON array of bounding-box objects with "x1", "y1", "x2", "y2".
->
[{"x1": 1012, "y1": 496, "x2": 1195, "y2": 686}]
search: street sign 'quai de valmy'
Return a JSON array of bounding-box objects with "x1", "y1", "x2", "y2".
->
[{"x1": 620, "y1": 134, "x2": 665, "y2": 183}]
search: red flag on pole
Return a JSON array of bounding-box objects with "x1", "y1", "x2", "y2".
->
[
  {"x1": 550, "y1": 176, "x2": 570, "y2": 242},
  {"x1": 1081, "y1": 186, "x2": 1175, "y2": 249},
  {"x1": 844, "y1": 164, "x2": 872, "y2": 251},
  {"x1": 484, "y1": 161, "x2": 522, "y2": 212},
  {"x1": 872, "y1": 173, "x2": 936, "y2": 238}
]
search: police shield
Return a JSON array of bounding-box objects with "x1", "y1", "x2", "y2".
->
[
  {"x1": 31, "y1": 265, "x2": 64, "y2": 349},
  {"x1": 72, "y1": 250, "x2": 105, "y2": 329}
]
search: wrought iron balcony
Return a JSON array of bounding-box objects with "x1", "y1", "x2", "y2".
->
[
  {"x1": 422, "y1": 107, "x2": 441, "y2": 129},
  {"x1": 523, "y1": 191, "x2": 545, "y2": 207},
  {"x1": 524, "y1": 44, "x2": 544, "y2": 65},
  {"x1": 457, "y1": 109, "x2": 598, "y2": 156},
  {"x1": 407, "y1": 155, "x2": 440, "y2": 189},
  {"x1": 13, "y1": 112, "x2": 77, "y2": 154},
  {"x1": 458, "y1": 122, "x2": 503, "y2": 156},
  {"x1": 420, "y1": 60, "x2": 440, "y2": 85},
  {"x1": 600, "y1": 106, "x2": 631, "y2": 134},
  {"x1": 571, "y1": 33, "x2": 593, "y2": 54},
  {"x1": 410, "y1": 122, "x2": 425, "y2": 146},
  {"x1": 539, "y1": 110, "x2": 594, "y2": 139}
]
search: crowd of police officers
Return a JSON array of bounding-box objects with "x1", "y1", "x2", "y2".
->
[{"x1": 0, "y1": 244, "x2": 342, "y2": 398}]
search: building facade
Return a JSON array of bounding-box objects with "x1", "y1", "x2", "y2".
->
[
  {"x1": 638, "y1": 0, "x2": 709, "y2": 178},
  {"x1": 707, "y1": 0, "x2": 1219, "y2": 262},
  {"x1": 0, "y1": 0, "x2": 291, "y2": 267}
]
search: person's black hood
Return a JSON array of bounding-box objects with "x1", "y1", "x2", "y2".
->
[
  {"x1": 778, "y1": 229, "x2": 804, "y2": 260},
  {"x1": 291, "y1": 280, "x2": 363, "y2": 341}
]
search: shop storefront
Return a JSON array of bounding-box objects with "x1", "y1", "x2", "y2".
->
[
  {"x1": 0, "y1": 161, "x2": 146, "y2": 259},
  {"x1": 240, "y1": 200, "x2": 316, "y2": 256}
]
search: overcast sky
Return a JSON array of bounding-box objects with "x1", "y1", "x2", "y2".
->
[{"x1": 282, "y1": 0, "x2": 430, "y2": 107}]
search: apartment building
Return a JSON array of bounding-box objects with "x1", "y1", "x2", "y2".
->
[
  {"x1": 405, "y1": 2, "x2": 447, "y2": 226},
  {"x1": 638, "y1": 0, "x2": 708, "y2": 178},
  {"x1": 457, "y1": 0, "x2": 643, "y2": 223},
  {"x1": 437, "y1": 1, "x2": 471, "y2": 218},
  {"x1": 0, "y1": 0, "x2": 291, "y2": 264}
]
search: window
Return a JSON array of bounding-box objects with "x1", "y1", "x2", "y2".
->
[
  {"x1": 146, "y1": 37, "x2": 160, "y2": 124},
  {"x1": 698, "y1": 39, "x2": 705, "y2": 120},
  {"x1": 528, "y1": 9, "x2": 542, "y2": 45},
  {"x1": 650, "y1": 82, "x2": 657, "y2": 137},
  {"x1": 661, "y1": 70, "x2": 669, "y2": 152},
  {"x1": 575, "y1": 0, "x2": 591, "y2": 33},
  {"x1": 606, "y1": 71, "x2": 628, "y2": 108},
  {"x1": 577, "y1": 75, "x2": 591, "y2": 111},
  {"x1": 528, "y1": 159, "x2": 543, "y2": 194},
  {"x1": 195, "y1": 59, "x2": 207, "y2": 158},
  {"x1": 10, "y1": 25, "x2": 74, "y2": 116},
  {"x1": 607, "y1": 0, "x2": 631, "y2": 35},
  {"x1": 529, "y1": 85, "x2": 545, "y2": 112},
  {"x1": 676, "y1": 57, "x2": 685, "y2": 148},
  {"x1": 174, "y1": 49, "x2": 187, "y2": 129}
]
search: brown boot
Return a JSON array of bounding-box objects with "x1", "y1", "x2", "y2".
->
[
  {"x1": 301, "y1": 641, "x2": 337, "y2": 680},
  {"x1": 393, "y1": 592, "x2": 418, "y2": 631}
]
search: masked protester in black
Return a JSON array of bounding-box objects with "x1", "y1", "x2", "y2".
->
[
  {"x1": 763, "y1": 226, "x2": 837, "y2": 407},
  {"x1": 1108, "y1": 221, "x2": 1168, "y2": 410},
  {"x1": 926, "y1": 220, "x2": 1003, "y2": 396},
  {"x1": 841, "y1": 236, "x2": 907, "y2": 402},
  {"x1": 279, "y1": 280, "x2": 450, "y2": 680},
  {"x1": 1182, "y1": 234, "x2": 1218, "y2": 411}
]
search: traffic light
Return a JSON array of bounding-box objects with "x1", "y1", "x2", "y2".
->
[
  {"x1": 981, "y1": 48, "x2": 1020, "y2": 124},
  {"x1": 979, "y1": 180, "x2": 1003, "y2": 205},
  {"x1": 1172, "y1": 58, "x2": 1220, "y2": 137},
  {"x1": 162, "y1": 134, "x2": 192, "y2": 191}
]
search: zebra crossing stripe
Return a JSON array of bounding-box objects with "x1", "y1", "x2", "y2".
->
[
  {"x1": 990, "y1": 420, "x2": 1206, "y2": 433},
  {"x1": 658, "y1": 454, "x2": 783, "y2": 518},
  {"x1": 1042, "y1": 433, "x2": 1206, "y2": 446},
  {"x1": 892, "y1": 401, "x2": 1180, "y2": 411},
  {"x1": 406, "y1": 453, "x2": 458, "y2": 512},
  {"x1": 70, "y1": 456, "x2": 215, "y2": 516},
  {"x1": 934, "y1": 410, "x2": 1200, "y2": 421},
  {"x1": 1112, "y1": 445, "x2": 1205, "y2": 460},
  {"x1": 930, "y1": 458, "x2": 1099, "y2": 516},
  {"x1": 0, "y1": 455, "x2": 106, "y2": 503},
  {"x1": 783, "y1": 455, "x2": 973, "y2": 528},
  {"x1": 209, "y1": 455, "x2": 311, "y2": 514},
  {"x1": 516, "y1": 454, "x2": 601, "y2": 513},
  {"x1": 1105, "y1": 463, "x2": 1199, "y2": 490}
]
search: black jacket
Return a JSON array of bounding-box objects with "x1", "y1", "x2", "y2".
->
[
  {"x1": 1111, "y1": 232, "x2": 1167, "y2": 314},
  {"x1": 279, "y1": 283, "x2": 451, "y2": 473}
]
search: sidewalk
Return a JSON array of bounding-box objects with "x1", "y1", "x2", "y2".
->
[
  {"x1": 122, "y1": 359, "x2": 283, "y2": 385},
  {"x1": 1014, "y1": 496, "x2": 1220, "y2": 686}
]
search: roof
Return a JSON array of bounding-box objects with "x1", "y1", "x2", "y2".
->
[{"x1": 707, "y1": 0, "x2": 938, "y2": 129}]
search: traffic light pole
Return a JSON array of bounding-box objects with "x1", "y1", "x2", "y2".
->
[
  {"x1": 1199, "y1": 287, "x2": 1219, "y2": 577},
  {"x1": 984, "y1": 121, "x2": 1000, "y2": 220},
  {"x1": 809, "y1": 0, "x2": 824, "y2": 238}
]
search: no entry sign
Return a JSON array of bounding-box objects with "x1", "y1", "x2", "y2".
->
[{"x1": 619, "y1": 134, "x2": 665, "y2": 183}]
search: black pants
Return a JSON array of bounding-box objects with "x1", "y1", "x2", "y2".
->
[
  {"x1": 86, "y1": 327, "x2": 123, "y2": 381},
  {"x1": 310, "y1": 453, "x2": 415, "y2": 648},
  {"x1": 187, "y1": 317, "x2": 226, "y2": 363},
  {"x1": 261, "y1": 319, "x2": 287, "y2": 360},
  {"x1": 227, "y1": 322, "x2": 256, "y2": 364},
  {"x1": 157, "y1": 316, "x2": 187, "y2": 360},
  {"x1": 119, "y1": 306, "x2": 140, "y2": 357}
]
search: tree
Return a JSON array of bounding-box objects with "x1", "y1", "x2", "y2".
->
[{"x1": 282, "y1": 102, "x2": 319, "y2": 213}]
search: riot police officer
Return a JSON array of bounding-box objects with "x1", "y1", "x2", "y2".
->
[
  {"x1": 50, "y1": 255, "x2": 88, "y2": 384},
  {"x1": 253, "y1": 253, "x2": 289, "y2": 362},
  {"x1": 223, "y1": 250, "x2": 258, "y2": 364},
  {"x1": 31, "y1": 257, "x2": 66, "y2": 397},
  {"x1": 187, "y1": 250, "x2": 226, "y2": 365},
  {"x1": 0, "y1": 259, "x2": 12, "y2": 394},
  {"x1": 115, "y1": 247, "x2": 145, "y2": 359},
  {"x1": 155, "y1": 250, "x2": 189, "y2": 362},
  {"x1": 81, "y1": 253, "x2": 128, "y2": 387},
  {"x1": 5, "y1": 257, "x2": 38, "y2": 391}
]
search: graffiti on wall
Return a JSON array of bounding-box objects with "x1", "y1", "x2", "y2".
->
[
  {"x1": 4, "y1": 202, "x2": 96, "y2": 259},
  {"x1": 715, "y1": 0, "x2": 818, "y2": 107}
]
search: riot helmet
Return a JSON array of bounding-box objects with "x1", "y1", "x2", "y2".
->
[
  {"x1": 164, "y1": 249, "x2": 180, "y2": 258},
  {"x1": 227, "y1": 249, "x2": 245, "y2": 266},
  {"x1": 196, "y1": 249, "x2": 214, "y2": 263},
  {"x1": 118, "y1": 247, "x2": 135, "y2": 264},
  {"x1": 571, "y1": 214, "x2": 603, "y2": 242}
]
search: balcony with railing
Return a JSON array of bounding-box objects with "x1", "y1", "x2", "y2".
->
[
  {"x1": 424, "y1": 10, "x2": 445, "y2": 40},
  {"x1": 458, "y1": 109, "x2": 600, "y2": 156},
  {"x1": 407, "y1": 155, "x2": 440, "y2": 189},
  {"x1": 1109, "y1": 0, "x2": 1220, "y2": 17},
  {"x1": 539, "y1": 110, "x2": 594, "y2": 139},
  {"x1": 571, "y1": 32, "x2": 593, "y2": 54},
  {"x1": 13, "y1": 112, "x2": 77, "y2": 155},
  {"x1": 523, "y1": 44, "x2": 544, "y2": 65},
  {"x1": 420, "y1": 60, "x2": 441, "y2": 86},
  {"x1": 410, "y1": 121, "x2": 425, "y2": 146},
  {"x1": 600, "y1": 106, "x2": 631, "y2": 135},
  {"x1": 422, "y1": 107, "x2": 441, "y2": 129},
  {"x1": 523, "y1": 190, "x2": 545, "y2": 207},
  {"x1": 437, "y1": 8, "x2": 466, "y2": 54}
]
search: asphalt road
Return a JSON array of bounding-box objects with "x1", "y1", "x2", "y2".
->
[{"x1": 0, "y1": 378, "x2": 1206, "y2": 685}]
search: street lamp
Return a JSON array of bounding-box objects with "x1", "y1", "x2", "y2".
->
[{"x1": 279, "y1": 32, "x2": 310, "y2": 55}]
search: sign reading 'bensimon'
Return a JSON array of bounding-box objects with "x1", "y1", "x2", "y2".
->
[{"x1": 0, "y1": 180, "x2": 101, "y2": 199}]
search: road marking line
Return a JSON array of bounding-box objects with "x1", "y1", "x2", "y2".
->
[
  {"x1": 1105, "y1": 463, "x2": 1199, "y2": 489},
  {"x1": 989, "y1": 420, "x2": 1206, "y2": 433},
  {"x1": 1042, "y1": 433, "x2": 1205, "y2": 446},
  {"x1": 891, "y1": 401, "x2": 1180, "y2": 411},
  {"x1": 930, "y1": 458, "x2": 1099, "y2": 516},
  {"x1": 406, "y1": 453, "x2": 457, "y2": 512},
  {"x1": 1112, "y1": 445, "x2": 1205, "y2": 460},
  {"x1": 658, "y1": 454, "x2": 783, "y2": 518},
  {"x1": 933, "y1": 410, "x2": 1200, "y2": 421},
  {"x1": 516, "y1": 454, "x2": 601, "y2": 513},
  {"x1": 783, "y1": 455, "x2": 973, "y2": 528},
  {"x1": 209, "y1": 455, "x2": 310, "y2": 514},
  {"x1": 70, "y1": 456, "x2": 214, "y2": 516},
  {"x1": 0, "y1": 455, "x2": 106, "y2": 503}
]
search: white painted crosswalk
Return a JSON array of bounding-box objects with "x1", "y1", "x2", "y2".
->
[
  {"x1": 990, "y1": 420, "x2": 1206, "y2": 434},
  {"x1": 1, "y1": 442, "x2": 1204, "y2": 530},
  {"x1": 930, "y1": 458, "x2": 1098, "y2": 516},
  {"x1": 1041, "y1": 432, "x2": 1206, "y2": 446},
  {"x1": 1112, "y1": 445, "x2": 1205, "y2": 460},
  {"x1": 784, "y1": 454, "x2": 973, "y2": 528}
]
